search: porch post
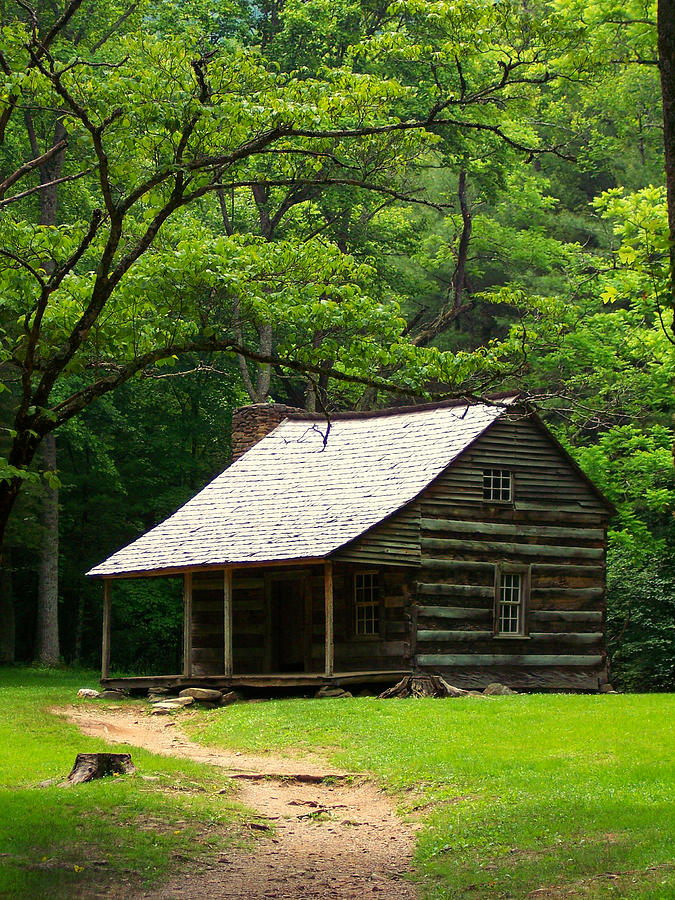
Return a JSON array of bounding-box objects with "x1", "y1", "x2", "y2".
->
[
  {"x1": 101, "y1": 579, "x2": 111, "y2": 680},
  {"x1": 324, "y1": 560, "x2": 334, "y2": 677},
  {"x1": 224, "y1": 567, "x2": 233, "y2": 676},
  {"x1": 183, "y1": 572, "x2": 193, "y2": 677}
]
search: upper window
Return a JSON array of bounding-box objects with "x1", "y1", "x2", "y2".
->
[
  {"x1": 355, "y1": 572, "x2": 380, "y2": 636},
  {"x1": 494, "y1": 565, "x2": 529, "y2": 636},
  {"x1": 483, "y1": 468, "x2": 512, "y2": 502}
]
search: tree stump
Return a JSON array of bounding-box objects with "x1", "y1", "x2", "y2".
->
[
  {"x1": 378, "y1": 674, "x2": 469, "y2": 698},
  {"x1": 67, "y1": 753, "x2": 135, "y2": 784}
]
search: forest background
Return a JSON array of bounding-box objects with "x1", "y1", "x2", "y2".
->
[{"x1": 0, "y1": 0, "x2": 673, "y2": 691}]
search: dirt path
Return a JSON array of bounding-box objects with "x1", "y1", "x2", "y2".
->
[{"x1": 62, "y1": 706, "x2": 420, "y2": 900}]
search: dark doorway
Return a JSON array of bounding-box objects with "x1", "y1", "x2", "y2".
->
[{"x1": 271, "y1": 578, "x2": 306, "y2": 672}]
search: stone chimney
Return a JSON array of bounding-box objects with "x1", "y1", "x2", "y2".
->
[{"x1": 231, "y1": 403, "x2": 299, "y2": 462}]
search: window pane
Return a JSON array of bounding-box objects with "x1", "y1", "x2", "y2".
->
[
  {"x1": 483, "y1": 469, "x2": 511, "y2": 502},
  {"x1": 355, "y1": 573, "x2": 379, "y2": 635},
  {"x1": 498, "y1": 572, "x2": 521, "y2": 634}
]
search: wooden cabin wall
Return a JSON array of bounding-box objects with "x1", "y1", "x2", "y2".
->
[
  {"x1": 413, "y1": 415, "x2": 609, "y2": 691},
  {"x1": 190, "y1": 571, "x2": 266, "y2": 676},
  {"x1": 193, "y1": 565, "x2": 412, "y2": 676},
  {"x1": 334, "y1": 503, "x2": 421, "y2": 566},
  {"x1": 309, "y1": 565, "x2": 413, "y2": 672}
]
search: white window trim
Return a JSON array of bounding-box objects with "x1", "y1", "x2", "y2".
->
[{"x1": 482, "y1": 468, "x2": 513, "y2": 504}]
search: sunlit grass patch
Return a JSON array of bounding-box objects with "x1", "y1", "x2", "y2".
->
[
  {"x1": 0, "y1": 668, "x2": 250, "y2": 899},
  {"x1": 187, "y1": 692, "x2": 675, "y2": 899}
]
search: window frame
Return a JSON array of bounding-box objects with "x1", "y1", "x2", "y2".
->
[
  {"x1": 493, "y1": 563, "x2": 530, "y2": 638},
  {"x1": 482, "y1": 468, "x2": 514, "y2": 504},
  {"x1": 353, "y1": 570, "x2": 383, "y2": 640}
]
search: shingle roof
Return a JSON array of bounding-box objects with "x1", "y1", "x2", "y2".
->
[{"x1": 87, "y1": 398, "x2": 516, "y2": 577}]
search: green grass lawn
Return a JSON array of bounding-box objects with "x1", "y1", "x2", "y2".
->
[
  {"x1": 2, "y1": 670, "x2": 673, "y2": 899},
  {"x1": 185, "y1": 693, "x2": 675, "y2": 899},
  {"x1": 0, "y1": 668, "x2": 252, "y2": 899}
]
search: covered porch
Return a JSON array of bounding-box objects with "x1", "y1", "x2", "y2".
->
[{"x1": 100, "y1": 559, "x2": 412, "y2": 692}]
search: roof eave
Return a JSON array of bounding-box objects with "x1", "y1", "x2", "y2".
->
[{"x1": 87, "y1": 555, "x2": 330, "y2": 580}]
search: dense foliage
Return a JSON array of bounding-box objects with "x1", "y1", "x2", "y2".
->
[{"x1": 0, "y1": 0, "x2": 672, "y2": 689}]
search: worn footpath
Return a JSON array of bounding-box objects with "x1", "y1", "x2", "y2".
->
[{"x1": 63, "y1": 706, "x2": 420, "y2": 900}]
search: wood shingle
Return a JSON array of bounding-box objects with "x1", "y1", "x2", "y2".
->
[{"x1": 87, "y1": 399, "x2": 513, "y2": 577}]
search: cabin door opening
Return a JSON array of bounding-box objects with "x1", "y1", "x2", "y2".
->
[{"x1": 270, "y1": 577, "x2": 309, "y2": 672}]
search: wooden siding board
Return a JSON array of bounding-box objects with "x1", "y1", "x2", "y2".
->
[{"x1": 334, "y1": 502, "x2": 421, "y2": 566}]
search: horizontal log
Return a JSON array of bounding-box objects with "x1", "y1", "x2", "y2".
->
[
  {"x1": 532, "y1": 563, "x2": 605, "y2": 576},
  {"x1": 417, "y1": 630, "x2": 492, "y2": 642},
  {"x1": 421, "y1": 506, "x2": 605, "y2": 529},
  {"x1": 417, "y1": 605, "x2": 491, "y2": 621},
  {"x1": 413, "y1": 667, "x2": 602, "y2": 691},
  {"x1": 516, "y1": 500, "x2": 606, "y2": 514},
  {"x1": 233, "y1": 578, "x2": 265, "y2": 589},
  {"x1": 422, "y1": 559, "x2": 495, "y2": 572},
  {"x1": 193, "y1": 598, "x2": 264, "y2": 612},
  {"x1": 421, "y1": 538, "x2": 603, "y2": 560},
  {"x1": 420, "y1": 518, "x2": 604, "y2": 542},
  {"x1": 529, "y1": 632, "x2": 603, "y2": 645},
  {"x1": 192, "y1": 576, "x2": 224, "y2": 590},
  {"x1": 416, "y1": 631, "x2": 602, "y2": 648},
  {"x1": 531, "y1": 587, "x2": 603, "y2": 600},
  {"x1": 530, "y1": 610, "x2": 603, "y2": 624},
  {"x1": 312, "y1": 641, "x2": 407, "y2": 659},
  {"x1": 417, "y1": 583, "x2": 494, "y2": 598},
  {"x1": 416, "y1": 653, "x2": 604, "y2": 667},
  {"x1": 422, "y1": 558, "x2": 495, "y2": 571}
]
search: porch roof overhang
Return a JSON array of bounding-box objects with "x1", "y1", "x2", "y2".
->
[
  {"x1": 95, "y1": 557, "x2": 328, "y2": 580},
  {"x1": 87, "y1": 398, "x2": 515, "y2": 579}
]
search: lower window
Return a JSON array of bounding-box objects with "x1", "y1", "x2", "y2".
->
[
  {"x1": 494, "y1": 565, "x2": 529, "y2": 636},
  {"x1": 354, "y1": 572, "x2": 380, "y2": 636}
]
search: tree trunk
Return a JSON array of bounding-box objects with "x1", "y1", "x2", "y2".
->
[
  {"x1": 453, "y1": 169, "x2": 472, "y2": 311},
  {"x1": 67, "y1": 753, "x2": 135, "y2": 784},
  {"x1": 35, "y1": 433, "x2": 60, "y2": 666},
  {"x1": 0, "y1": 547, "x2": 15, "y2": 664},
  {"x1": 658, "y1": 0, "x2": 675, "y2": 330},
  {"x1": 28, "y1": 113, "x2": 64, "y2": 664}
]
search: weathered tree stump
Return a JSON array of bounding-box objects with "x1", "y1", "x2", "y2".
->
[
  {"x1": 379, "y1": 674, "x2": 468, "y2": 699},
  {"x1": 67, "y1": 753, "x2": 136, "y2": 784}
]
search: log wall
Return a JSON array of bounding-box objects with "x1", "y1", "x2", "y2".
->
[
  {"x1": 191, "y1": 570, "x2": 267, "y2": 676},
  {"x1": 190, "y1": 565, "x2": 412, "y2": 677},
  {"x1": 412, "y1": 414, "x2": 610, "y2": 691},
  {"x1": 189, "y1": 413, "x2": 610, "y2": 689},
  {"x1": 309, "y1": 564, "x2": 412, "y2": 672}
]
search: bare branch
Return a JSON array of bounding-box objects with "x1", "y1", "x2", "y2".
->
[
  {"x1": 0, "y1": 167, "x2": 91, "y2": 208},
  {"x1": 90, "y1": 2, "x2": 140, "y2": 52},
  {"x1": 0, "y1": 138, "x2": 67, "y2": 198}
]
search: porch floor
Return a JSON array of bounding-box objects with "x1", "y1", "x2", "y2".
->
[{"x1": 101, "y1": 670, "x2": 411, "y2": 692}]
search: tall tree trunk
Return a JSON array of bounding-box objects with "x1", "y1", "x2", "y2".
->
[
  {"x1": 0, "y1": 547, "x2": 15, "y2": 664},
  {"x1": 658, "y1": 0, "x2": 675, "y2": 331},
  {"x1": 27, "y1": 114, "x2": 64, "y2": 663},
  {"x1": 453, "y1": 169, "x2": 472, "y2": 312},
  {"x1": 34, "y1": 433, "x2": 60, "y2": 665}
]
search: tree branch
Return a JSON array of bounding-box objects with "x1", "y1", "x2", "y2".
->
[{"x1": 0, "y1": 138, "x2": 67, "y2": 198}]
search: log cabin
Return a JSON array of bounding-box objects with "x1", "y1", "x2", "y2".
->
[{"x1": 88, "y1": 396, "x2": 614, "y2": 693}]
